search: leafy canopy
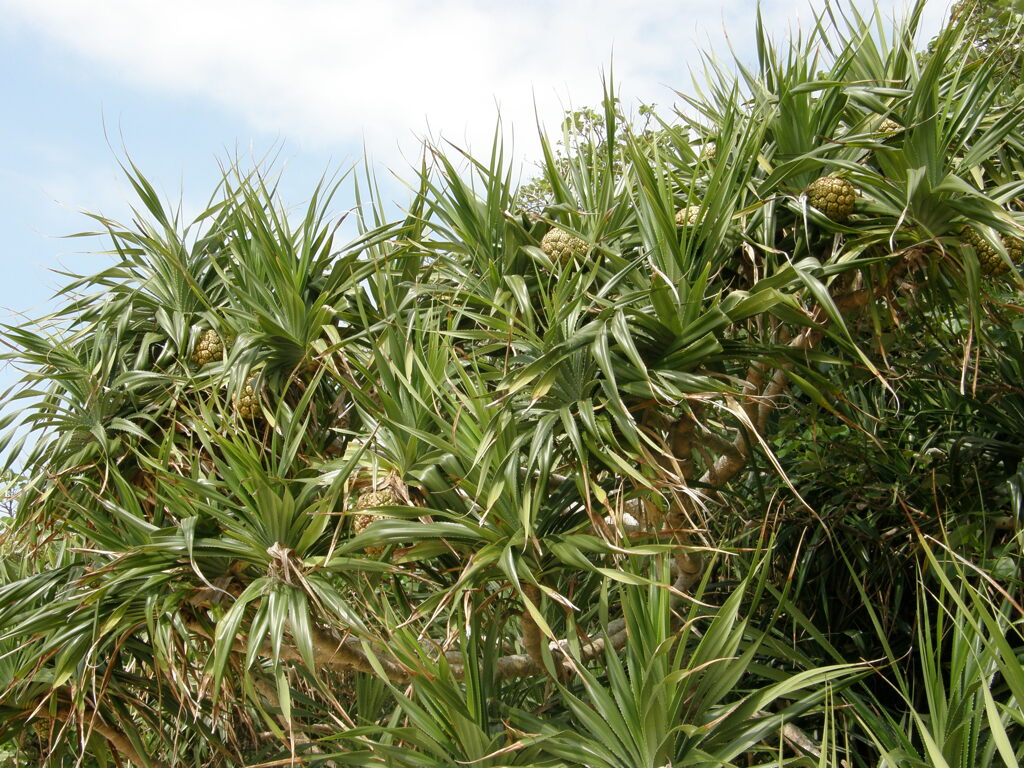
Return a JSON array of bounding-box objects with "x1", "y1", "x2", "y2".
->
[{"x1": 1, "y1": 1, "x2": 1023, "y2": 766}]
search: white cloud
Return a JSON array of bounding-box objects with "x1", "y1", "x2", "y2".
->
[{"x1": 0, "y1": 0, "x2": 952, "y2": 165}]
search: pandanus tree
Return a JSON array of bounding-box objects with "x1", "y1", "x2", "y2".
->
[{"x1": 1, "y1": 1, "x2": 1023, "y2": 765}]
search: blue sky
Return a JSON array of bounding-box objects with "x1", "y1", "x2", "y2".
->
[{"x1": 0, "y1": 0, "x2": 948, "y2": 343}]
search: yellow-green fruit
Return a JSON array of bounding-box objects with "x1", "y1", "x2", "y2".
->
[
  {"x1": 541, "y1": 228, "x2": 589, "y2": 264},
  {"x1": 960, "y1": 226, "x2": 1021, "y2": 276},
  {"x1": 1007, "y1": 236, "x2": 1024, "y2": 264},
  {"x1": 356, "y1": 489, "x2": 396, "y2": 509},
  {"x1": 192, "y1": 329, "x2": 224, "y2": 366},
  {"x1": 234, "y1": 381, "x2": 260, "y2": 420},
  {"x1": 806, "y1": 175, "x2": 857, "y2": 223},
  {"x1": 354, "y1": 489, "x2": 396, "y2": 556},
  {"x1": 675, "y1": 205, "x2": 702, "y2": 227},
  {"x1": 878, "y1": 117, "x2": 902, "y2": 134}
]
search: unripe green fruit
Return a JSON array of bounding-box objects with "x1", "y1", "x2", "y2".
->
[
  {"x1": 192, "y1": 329, "x2": 224, "y2": 367},
  {"x1": 960, "y1": 226, "x2": 1023, "y2": 276},
  {"x1": 353, "y1": 489, "x2": 397, "y2": 556},
  {"x1": 806, "y1": 175, "x2": 857, "y2": 223},
  {"x1": 540, "y1": 228, "x2": 589, "y2": 264},
  {"x1": 234, "y1": 380, "x2": 260, "y2": 420},
  {"x1": 878, "y1": 117, "x2": 902, "y2": 134},
  {"x1": 675, "y1": 206, "x2": 702, "y2": 227}
]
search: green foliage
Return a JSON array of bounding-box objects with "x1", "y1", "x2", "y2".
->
[
  {"x1": 1, "y1": 1, "x2": 1023, "y2": 766},
  {"x1": 943, "y1": 0, "x2": 1024, "y2": 90}
]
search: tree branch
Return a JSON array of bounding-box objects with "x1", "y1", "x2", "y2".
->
[
  {"x1": 31, "y1": 706, "x2": 169, "y2": 768},
  {"x1": 186, "y1": 545, "x2": 707, "y2": 687},
  {"x1": 521, "y1": 583, "x2": 545, "y2": 672},
  {"x1": 699, "y1": 268, "x2": 892, "y2": 489}
]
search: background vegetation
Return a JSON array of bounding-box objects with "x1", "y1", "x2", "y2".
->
[{"x1": 1, "y1": 0, "x2": 1022, "y2": 765}]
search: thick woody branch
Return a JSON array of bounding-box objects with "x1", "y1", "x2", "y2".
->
[
  {"x1": 756, "y1": 282, "x2": 877, "y2": 434},
  {"x1": 701, "y1": 435, "x2": 751, "y2": 488},
  {"x1": 741, "y1": 361, "x2": 767, "y2": 425},
  {"x1": 252, "y1": 676, "x2": 326, "y2": 754},
  {"x1": 701, "y1": 324, "x2": 815, "y2": 488},
  {"x1": 521, "y1": 583, "x2": 545, "y2": 672},
  {"x1": 781, "y1": 721, "x2": 822, "y2": 757},
  {"x1": 756, "y1": 326, "x2": 816, "y2": 432},
  {"x1": 187, "y1": 548, "x2": 708, "y2": 686},
  {"x1": 31, "y1": 706, "x2": 168, "y2": 768},
  {"x1": 700, "y1": 271, "x2": 889, "y2": 489},
  {"x1": 556, "y1": 549, "x2": 704, "y2": 664},
  {"x1": 669, "y1": 415, "x2": 697, "y2": 482},
  {"x1": 187, "y1": 619, "x2": 413, "y2": 683},
  {"x1": 695, "y1": 425, "x2": 744, "y2": 463}
]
